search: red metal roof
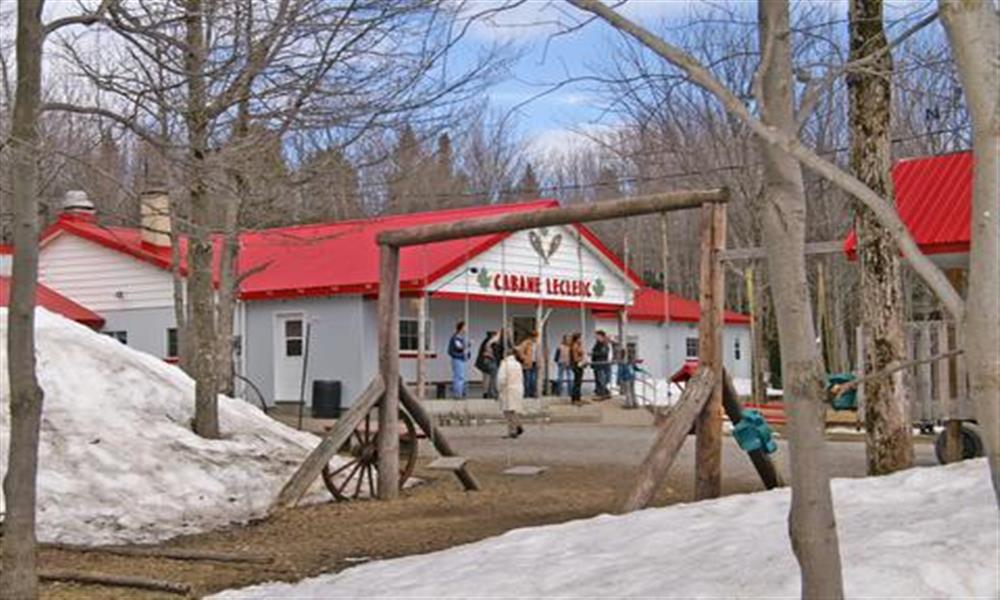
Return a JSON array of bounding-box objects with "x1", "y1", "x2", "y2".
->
[
  {"x1": 0, "y1": 276, "x2": 105, "y2": 328},
  {"x1": 39, "y1": 201, "x2": 645, "y2": 301},
  {"x1": 594, "y1": 287, "x2": 751, "y2": 324},
  {"x1": 844, "y1": 151, "x2": 972, "y2": 258}
]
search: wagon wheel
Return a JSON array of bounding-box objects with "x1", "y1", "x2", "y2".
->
[{"x1": 321, "y1": 408, "x2": 418, "y2": 501}]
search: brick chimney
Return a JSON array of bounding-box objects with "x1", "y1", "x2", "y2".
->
[{"x1": 140, "y1": 186, "x2": 171, "y2": 248}]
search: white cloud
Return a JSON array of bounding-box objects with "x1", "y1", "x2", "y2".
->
[
  {"x1": 465, "y1": 0, "x2": 700, "y2": 43},
  {"x1": 526, "y1": 122, "x2": 620, "y2": 162}
]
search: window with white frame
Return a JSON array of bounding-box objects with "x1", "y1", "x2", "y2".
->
[
  {"x1": 685, "y1": 336, "x2": 699, "y2": 358},
  {"x1": 734, "y1": 338, "x2": 742, "y2": 360},
  {"x1": 400, "y1": 318, "x2": 433, "y2": 353}
]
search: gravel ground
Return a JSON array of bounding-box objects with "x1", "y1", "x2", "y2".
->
[{"x1": 37, "y1": 420, "x2": 938, "y2": 599}]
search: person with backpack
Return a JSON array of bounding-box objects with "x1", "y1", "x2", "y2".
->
[
  {"x1": 475, "y1": 330, "x2": 500, "y2": 399},
  {"x1": 447, "y1": 321, "x2": 470, "y2": 398}
]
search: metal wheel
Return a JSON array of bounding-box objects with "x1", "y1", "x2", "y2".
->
[
  {"x1": 934, "y1": 421, "x2": 985, "y2": 464},
  {"x1": 321, "y1": 408, "x2": 418, "y2": 501}
]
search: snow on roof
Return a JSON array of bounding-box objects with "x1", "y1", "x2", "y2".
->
[
  {"x1": 594, "y1": 287, "x2": 751, "y2": 324},
  {"x1": 42, "y1": 200, "x2": 643, "y2": 301},
  {"x1": 844, "y1": 151, "x2": 972, "y2": 258},
  {"x1": 0, "y1": 276, "x2": 104, "y2": 328}
]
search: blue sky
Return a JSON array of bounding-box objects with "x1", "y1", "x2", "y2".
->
[
  {"x1": 467, "y1": 1, "x2": 705, "y2": 155},
  {"x1": 466, "y1": 0, "x2": 936, "y2": 157}
]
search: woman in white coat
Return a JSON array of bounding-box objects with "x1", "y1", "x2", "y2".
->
[{"x1": 496, "y1": 351, "x2": 525, "y2": 438}]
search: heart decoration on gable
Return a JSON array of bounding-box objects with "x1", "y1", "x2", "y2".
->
[{"x1": 528, "y1": 229, "x2": 562, "y2": 264}]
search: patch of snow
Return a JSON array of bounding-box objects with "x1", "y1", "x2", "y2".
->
[
  {"x1": 213, "y1": 459, "x2": 998, "y2": 599},
  {"x1": 0, "y1": 308, "x2": 346, "y2": 544}
]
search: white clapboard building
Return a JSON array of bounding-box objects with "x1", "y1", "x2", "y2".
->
[{"x1": 16, "y1": 192, "x2": 752, "y2": 407}]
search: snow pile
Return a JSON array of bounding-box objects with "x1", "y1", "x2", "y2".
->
[
  {"x1": 214, "y1": 459, "x2": 998, "y2": 599},
  {"x1": 0, "y1": 308, "x2": 335, "y2": 544}
]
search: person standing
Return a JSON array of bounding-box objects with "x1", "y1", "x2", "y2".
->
[
  {"x1": 591, "y1": 330, "x2": 611, "y2": 399},
  {"x1": 475, "y1": 330, "x2": 500, "y2": 399},
  {"x1": 447, "y1": 321, "x2": 469, "y2": 398},
  {"x1": 496, "y1": 351, "x2": 525, "y2": 438},
  {"x1": 569, "y1": 332, "x2": 587, "y2": 406},
  {"x1": 516, "y1": 329, "x2": 539, "y2": 398},
  {"x1": 554, "y1": 335, "x2": 572, "y2": 396},
  {"x1": 617, "y1": 343, "x2": 637, "y2": 408}
]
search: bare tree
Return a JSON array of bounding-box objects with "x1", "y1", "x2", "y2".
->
[
  {"x1": 848, "y1": 0, "x2": 914, "y2": 474},
  {"x1": 938, "y1": 0, "x2": 999, "y2": 504},
  {"x1": 1, "y1": 3, "x2": 47, "y2": 596},
  {"x1": 755, "y1": 1, "x2": 845, "y2": 594}
]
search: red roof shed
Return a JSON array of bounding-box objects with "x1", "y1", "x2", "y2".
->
[{"x1": 844, "y1": 151, "x2": 972, "y2": 258}]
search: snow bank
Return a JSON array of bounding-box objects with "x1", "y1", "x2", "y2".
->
[
  {"x1": 0, "y1": 308, "x2": 335, "y2": 544},
  {"x1": 214, "y1": 459, "x2": 998, "y2": 599}
]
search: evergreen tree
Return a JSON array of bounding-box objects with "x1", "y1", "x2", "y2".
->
[{"x1": 514, "y1": 163, "x2": 540, "y2": 202}]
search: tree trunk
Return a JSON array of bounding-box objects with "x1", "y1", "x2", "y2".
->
[
  {"x1": 1, "y1": 2, "x2": 46, "y2": 598},
  {"x1": 184, "y1": 0, "x2": 219, "y2": 438},
  {"x1": 216, "y1": 198, "x2": 239, "y2": 398},
  {"x1": 756, "y1": 1, "x2": 845, "y2": 597},
  {"x1": 169, "y1": 194, "x2": 191, "y2": 375},
  {"x1": 848, "y1": 0, "x2": 914, "y2": 475},
  {"x1": 939, "y1": 0, "x2": 1000, "y2": 504}
]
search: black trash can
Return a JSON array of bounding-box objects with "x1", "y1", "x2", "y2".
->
[{"x1": 312, "y1": 380, "x2": 342, "y2": 418}]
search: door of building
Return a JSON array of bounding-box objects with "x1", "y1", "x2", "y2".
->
[{"x1": 274, "y1": 313, "x2": 305, "y2": 401}]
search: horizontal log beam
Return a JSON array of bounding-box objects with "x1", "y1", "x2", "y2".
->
[
  {"x1": 719, "y1": 240, "x2": 844, "y2": 261},
  {"x1": 377, "y1": 189, "x2": 729, "y2": 247}
]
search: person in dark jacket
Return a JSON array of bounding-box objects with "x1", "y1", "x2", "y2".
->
[
  {"x1": 569, "y1": 332, "x2": 587, "y2": 406},
  {"x1": 591, "y1": 330, "x2": 611, "y2": 399},
  {"x1": 448, "y1": 321, "x2": 469, "y2": 398},
  {"x1": 475, "y1": 330, "x2": 500, "y2": 398}
]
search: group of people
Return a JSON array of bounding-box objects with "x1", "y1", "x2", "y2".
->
[{"x1": 448, "y1": 322, "x2": 638, "y2": 437}]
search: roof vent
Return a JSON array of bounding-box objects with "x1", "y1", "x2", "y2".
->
[{"x1": 62, "y1": 190, "x2": 95, "y2": 215}]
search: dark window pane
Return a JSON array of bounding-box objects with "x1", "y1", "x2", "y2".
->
[
  {"x1": 285, "y1": 319, "x2": 303, "y2": 338},
  {"x1": 167, "y1": 328, "x2": 178, "y2": 357},
  {"x1": 286, "y1": 339, "x2": 303, "y2": 356},
  {"x1": 105, "y1": 331, "x2": 128, "y2": 345},
  {"x1": 685, "y1": 337, "x2": 699, "y2": 358}
]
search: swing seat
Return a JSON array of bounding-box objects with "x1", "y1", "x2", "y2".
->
[{"x1": 427, "y1": 456, "x2": 469, "y2": 471}]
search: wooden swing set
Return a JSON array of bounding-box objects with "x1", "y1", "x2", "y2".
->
[{"x1": 272, "y1": 187, "x2": 783, "y2": 512}]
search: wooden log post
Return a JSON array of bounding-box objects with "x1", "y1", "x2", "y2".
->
[
  {"x1": 416, "y1": 294, "x2": 427, "y2": 401},
  {"x1": 914, "y1": 325, "x2": 933, "y2": 425},
  {"x1": 721, "y1": 369, "x2": 784, "y2": 489},
  {"x1": 272, "y1": 376, "x2": 385, "y2": 510},
  {"x1": 398, "y1": 382, "x2": 480, "y2": 491},
  {"x1": 377, "y1": 244, "x2": 401, "y2": 499},
  {"x1": 941, "y1": 322, "x2": 962, "y2": 462},
  {"x1": 622, "y1": 367, "x2": 717, "y2": 513},
  {"x1": 694, "y1": 202, "x2": 726, "y2": 500}
]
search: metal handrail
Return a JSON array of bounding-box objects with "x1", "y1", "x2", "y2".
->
[{"x1": 233, "y1": 373, "x2": 269, "y2": 414}]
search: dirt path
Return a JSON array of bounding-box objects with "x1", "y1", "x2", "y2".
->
[{"x1": 38, "y1": 423, "x2": 936, "y2": 599}]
